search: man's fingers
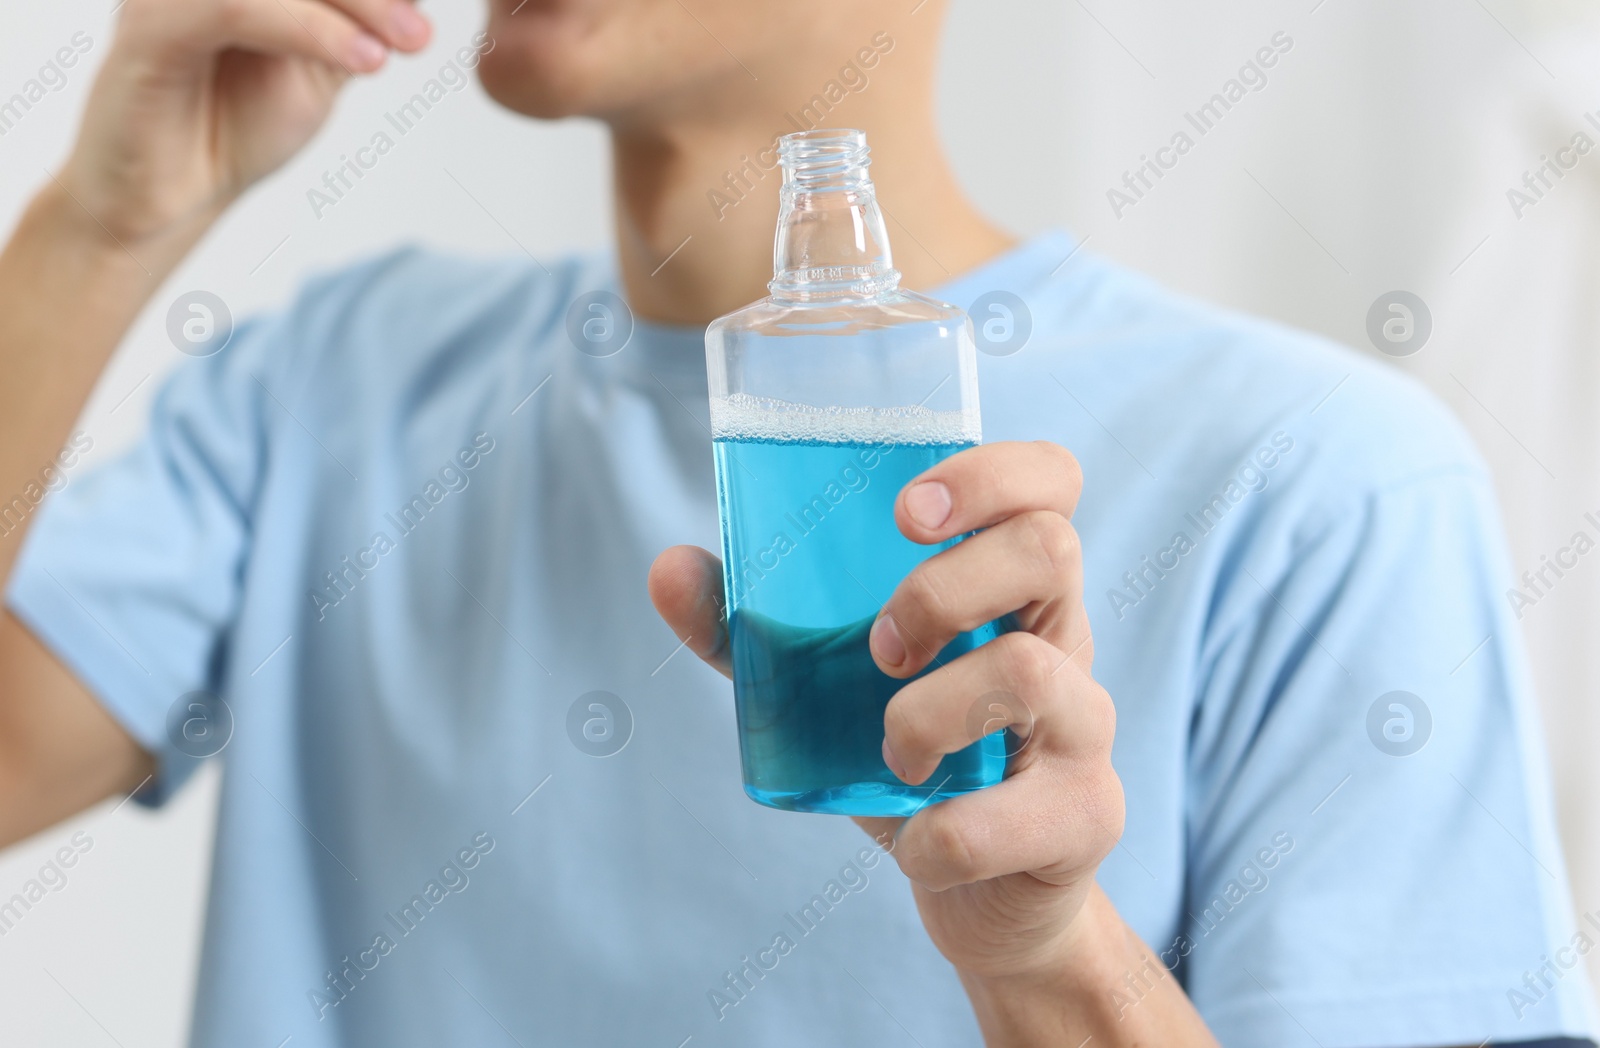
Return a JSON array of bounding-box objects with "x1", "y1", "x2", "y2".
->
[
  {"x1": 882, "y1": 631, "x2": 1112, "y2": 787},
  {"x1": 647, "y1": 545, "x2": 732, "y2": 678},
  {"x1": 871, "y1": 510, "x2": 1086, "y2": 677},
  {"x1": 320, "y1": 0, "x2": 432, "y2": 51},
  {"x1": 888, "y1": 762, "x2": 1124, "y2": 892},
  {"x1": 895, "y1": 440, "x2": 1082, "y2": 545},
  {"x1": 186, "y1": 0, "x2": 431, "y2": 73},
  {"x1": 196, "y1": 0, "x2": 387, "y2": 71}
]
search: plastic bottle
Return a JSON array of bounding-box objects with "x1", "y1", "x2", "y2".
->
[{"x1": 705, "y1": 128, "x2": 1005, "y2": 817}]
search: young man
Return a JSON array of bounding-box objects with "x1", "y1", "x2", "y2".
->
[{"x1": 0, "y1": 0, "x2": 1593, "y2": 1045}]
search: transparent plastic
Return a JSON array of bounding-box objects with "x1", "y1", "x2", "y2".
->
[{"x1": 705, "y1": 128, "x2": 1005, "y2": 817}]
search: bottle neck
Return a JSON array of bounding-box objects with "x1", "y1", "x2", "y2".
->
[{"x1": 769, "y1": 131, "x2": 900, "y2": 303}]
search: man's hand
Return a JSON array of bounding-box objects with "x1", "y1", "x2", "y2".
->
[
  {"x1": 650, "y1": 440, "x2": 1218, "y2": 1045},
  {"x1": 0, "y1": 0, "x2": 432, "y2": 849},
  {"x1": 653, "y1": 440, "x2": 1119, "y2": 969},
  {"x1": 64, "y1": 0, "x2": 432, "y2": 246},
  {"x1": 850, "y1": 440, "x2": 1119, "y2": 979}
]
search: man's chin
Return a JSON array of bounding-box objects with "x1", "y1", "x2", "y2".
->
[
  {"x1": 476, "y1": 48, "x2": 595, "y2": 120},
  {"x1": 477, "y1": 13, "x2": 616, "y2": 120}
]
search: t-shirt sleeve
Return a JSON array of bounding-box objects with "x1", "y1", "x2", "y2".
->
[
  {"x1": 5, "y1": 311, "x2": 289, "y2": 807},
  {"x1": 1181, "y1": 464, "x2": 1599, "y2": 1047}
]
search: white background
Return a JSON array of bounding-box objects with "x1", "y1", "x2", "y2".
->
[{"x1": 1, "y1": 0, "x2": 1597, "y2": 1042}]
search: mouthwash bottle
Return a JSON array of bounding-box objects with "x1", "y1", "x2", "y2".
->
[{"x1": 705, "y1": 128, "x2": 1006, "y2": 817}]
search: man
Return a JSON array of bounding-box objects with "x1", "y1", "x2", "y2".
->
[{"x1": 0, "y1": 0, "x2": 1592, "y2": 1045}]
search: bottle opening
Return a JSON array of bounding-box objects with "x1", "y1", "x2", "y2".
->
[
  {"x1": 779, "y1": 129, "x2": 871, "y2": 189},
  {"x1": 771, "y1": 129, "x2": 898, "y2": 300}
]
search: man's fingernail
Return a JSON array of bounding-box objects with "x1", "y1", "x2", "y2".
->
[
  {"x1": 905, "y1": 481, "x2": 952, "y2": 530},
  {"x1": 390, "y1": 1, "x2": 429, "y2": 44},
  {"x1": 871, "y1": 614, "x2": 906, "y2": 668},
  {"x1": 882, "y1": 738, "x2": 908, "y2": 782},
  {"x1": 348, "y1": 33, "x2": 387, "y2": 70}
]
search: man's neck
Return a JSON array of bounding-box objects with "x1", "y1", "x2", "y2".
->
[{"x1": 608, "y1": 108, "x2": 1015, "y2": 325}]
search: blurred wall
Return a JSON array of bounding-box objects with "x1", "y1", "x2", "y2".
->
[
  {"x1": 0, "y1": 0, "x2": 1594, "y2": 1042},
  {"x1": 1037, "y1": 0, "x2": 1600, "y2": 983}
]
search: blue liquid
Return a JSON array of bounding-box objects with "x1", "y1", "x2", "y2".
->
[{"x1": 713, "y1": 435, "x2": 1006, "y2": 816}]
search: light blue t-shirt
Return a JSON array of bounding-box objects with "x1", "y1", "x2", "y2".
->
[{"x1": 9, "y1": 231, "x2": 1596, "y2": 1047}]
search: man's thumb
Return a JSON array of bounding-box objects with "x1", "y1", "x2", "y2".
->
[{"x1": 647, "y1": 545, "x2": 732, "y2": 678}]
